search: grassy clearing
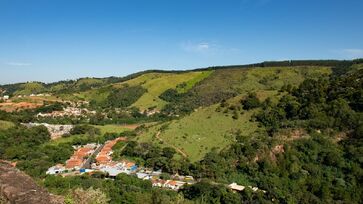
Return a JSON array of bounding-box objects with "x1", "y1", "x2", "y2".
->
[
  {"x1": 92, "y1": 124, "x2": 132, "y2": 135},
  {"x1": 114, "y1": 71, "x2": 212, "y2": 110},
  {"x1": 0, "y1": 120, "x2": 14, "y2": 130},
  {"x1": 48, "y1": 134, "x2": 85, "y2": 145},
  {"x1": 137, "y1": 103, "x2": 264, "y2": 162},
  {"x1": 176, "y1": 71, "x2": 213, "y2": 93},
  {"x1": 75, "y1": 86, "x2": 112, "y2": 103}
]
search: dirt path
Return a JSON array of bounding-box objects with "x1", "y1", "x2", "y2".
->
[{"x1": 155, "y1": 131, "x2": 188, "y2": 158}]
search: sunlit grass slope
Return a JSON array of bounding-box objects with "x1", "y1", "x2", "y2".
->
[{"x1": 115, "y1": 71, "x2": 213, "y2": 110}]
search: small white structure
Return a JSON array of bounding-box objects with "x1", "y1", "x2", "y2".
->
[
  {"x1": 228, "y1": 183, "x2": 245, "y2": 192},
  {"x1": 46, "y1": 164, "x2": 65, "y2": 175},
  {"x1": 136, "y1": 172, "x2": 152, "y2": 180},
  {"x1": 100, "y1": 166, "x2": 124, "y2": 177},
  {"x1": 3, "y1": 95, "x2": 9, "y2": 100}
]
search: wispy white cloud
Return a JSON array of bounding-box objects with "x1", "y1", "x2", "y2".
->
[
  {"x1": 181, "y1": 41, "x2": 214, "y2": 53},
  {"x1": 5, "y1": 62, "x2": 32, "y2": 66},
  {"x1": 180, "y1": 41, "x2": 242, "y2": 57},
  {"x1": 332, "y1": 49, "x2": 363, "y2": 59}
]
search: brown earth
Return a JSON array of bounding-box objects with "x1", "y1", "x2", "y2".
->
[{"x1": 0, "y1": 101, "x2": 42, "y2": 112}]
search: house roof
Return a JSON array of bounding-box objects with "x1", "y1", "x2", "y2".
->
[
  {"x1": 166, "y1": 180, "x2": 177, "y2": 186},
  {"x1": 125, "y1": 162, "x2": 135, "y2": 168},
  {"x1": 65, "y1": 159, "x2": 82, "y2": 169},
  {"x1": 95, "y1": 137, "x2": 128, "y2": 166}
]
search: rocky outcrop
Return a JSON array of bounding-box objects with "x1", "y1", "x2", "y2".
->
[{"x1": 0, "y1": 162, "x2": 63, "y2": 204}]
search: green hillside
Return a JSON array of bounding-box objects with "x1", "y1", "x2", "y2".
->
[
  {"x1": 137, "y1": 103, "x2": 261, "y2": 161},
  {"x1": 14, "y1": 82, "x2": 46, "y2": 95},
  {"x1": 136, "y1": 66, "x2": 332, "y2": 161},
  {"x1": 116, "y1": 71, "x2": 213, "y2": 110}
]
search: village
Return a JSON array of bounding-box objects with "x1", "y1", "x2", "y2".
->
[
  {"x1": 46, "y1": 137, "x2": 196, "y2": 191},
  {"x1": 45, "y1": 136, "x2": 264, "y2": 193}
]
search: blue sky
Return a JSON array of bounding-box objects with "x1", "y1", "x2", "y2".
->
[{"x1": 0, "y1": 0, "x2": 362, "y2": 84}]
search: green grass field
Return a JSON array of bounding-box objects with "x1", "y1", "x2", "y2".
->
[
  {"x1": 92, "y1": 124, "x2": 131, "y2": 135},
  {"x1": 115, "y1": 71, "x2": 213, "y2": 110},
  {"x1": 75, "y1": 86, "x2": 112, "y2": 103},
  {"x1": 137, "y1": 103, "x2": 263, "y2": 162},
  {"x1": 0, "y1": 120, "x2": 14, "y2": 130}
]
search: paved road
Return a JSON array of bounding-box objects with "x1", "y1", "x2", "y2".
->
[{"x1": 82, "y1": 144, "x2": 104, "y2": 169}]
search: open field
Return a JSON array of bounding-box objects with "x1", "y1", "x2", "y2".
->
[
  {"x1": 137, "y1": 103, "x2": 261, "y2": 162},
  {"x1": 92, "y1": 124, "x2": 136, "y2": 135}
]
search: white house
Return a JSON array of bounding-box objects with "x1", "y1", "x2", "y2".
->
[
  {"x1": 228, "y1": 183, "x2": 245, "y2": 192},
  {"x1": 46, "y1": 164, "x2": 65, "y2": 175},
  {"x1": 100, "y1": 166, "x2": 124, "y2": 177},
  {"x1": 136, "y1": 172, "x2": 152, "y2": 180}
]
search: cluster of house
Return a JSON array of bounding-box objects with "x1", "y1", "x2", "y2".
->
[
  {"x1": 22, "y1": 122, "x2": 74, "y2": 139},
  {"x1": 46, "y1": 143, "x2": 100, "y2": 175},
  {"x1": 91, "y1": 137, "x2": 138, "y2": 176},
  {"x1": 46, "y1": 137, "x2": 196, "y2": 191},
  {"x1": 142, "y1": 108, "x2": 160, "y2": 116},
  {"x1": 37, "y1": 107, "x2": 96, "y2": 118},
  {"x1": 46, "y1": 138, "x2": 136, "y2": 176}
]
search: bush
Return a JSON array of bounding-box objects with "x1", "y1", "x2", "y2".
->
[
  {"x1": 106, "y1": 85, "x2": 147, "y2": 108},
  {"x1": 70, "y1": 125, "x2": 101, "y2": 136},
  {"x1": 241, "y1": 93, "x2": 261, "y2": 110}
]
